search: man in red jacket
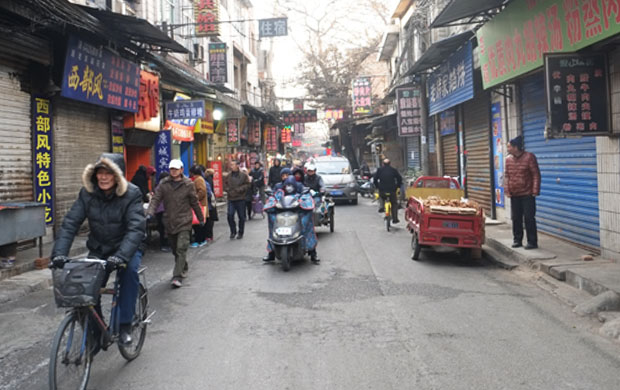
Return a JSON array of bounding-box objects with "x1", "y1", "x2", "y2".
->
[{"x1": 505, "y1": 136, "x2": 541, "y2": 250}]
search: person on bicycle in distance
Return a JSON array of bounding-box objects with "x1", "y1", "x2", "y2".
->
[
  {"x1": 373, "y1": 158, "x2": 402, "y2": 224},
  {"x1": 51, "y1": 153, "x2": 146, "y2": 346}
]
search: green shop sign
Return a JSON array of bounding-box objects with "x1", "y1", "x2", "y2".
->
[{"x1": 477, "y1": 0, "x2": 620, "y2": 89}]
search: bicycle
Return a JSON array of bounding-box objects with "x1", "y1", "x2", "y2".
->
[
  {"x1": 49, "y1": 258, "x2": 154, "y2": 390},
  {"x1": 375, "y1": 191, "x2": 394, "y2": 232}
]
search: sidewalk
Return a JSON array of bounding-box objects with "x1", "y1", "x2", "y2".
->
[{"x1": 484, "y1": 223, "x2": 620, "y2": 335}]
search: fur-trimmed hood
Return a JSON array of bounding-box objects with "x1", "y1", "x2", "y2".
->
[{"x1": 82, "y1": 153, "x2": 128, "y2": 196}]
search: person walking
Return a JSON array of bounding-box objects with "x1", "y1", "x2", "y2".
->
[
  {"x1": 204, "y1": 168, "x2": 218, "y2": 242},
  {"x1": 146, "y1": 159, "x2": 204, "y2": 288},
  {"x1": 505, "y1": 135, "x2": 541, "y2": 250},
  {"x1": 189, "y1": 165, "x2": 209, "y2": 248},
  {"x1": 51, "y1": 153, "x2": 145, "y2": 345},
  {"x1": 225, "y1": 160, "x2": 251, "y2": 239},
  {"x1": 241, "y1": 167, "x2": 254, "y2": 220},
  {"x1": 130, "y1": 165, "x2": 156, "y2": 202},
  {"x1": 250, "y1": 161, "x2": 266, "y2": 204},
  {"x1": 268, "y1": 158, "x2": 282, "y2": 189},
  {"x1": 373, "y1": 158, "x2": 402, "y2": 223}
]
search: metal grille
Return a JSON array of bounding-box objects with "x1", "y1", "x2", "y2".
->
[
  {"x1": 406, "y1": 136, "x2": 421, "y2": 170},
  {"x1": 520, "y1": 73, "x2": 600, "y2": 248},
  {"x1": 441, "y1": 133, "x2": 459, "y2": 178},
  {"x1": 464, "y1": 94, "x2": 492, "y2": 215}
]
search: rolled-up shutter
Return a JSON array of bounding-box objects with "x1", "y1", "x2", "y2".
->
[
  {"x1": 521, "y1": 73, "x2": 600, "y2": 248},
  {"x1": 441, "y1": 134, "x2": 458, "y2": 177},
  {"x1": 464, "y1": 94, "x2": 492, "y2": 215},
  {"x1": 54, "y1": 98, "x2": 110, "y2": 230},
  {"x1": 406, "y1": 136, "x2": 421, "y2": 169},
  {"x1": 0, "y1": 63, "x2": 32, "y2": 202}
]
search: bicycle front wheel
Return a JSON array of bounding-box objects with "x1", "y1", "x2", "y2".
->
[
  {"x1": 49, "y1": 311, "x2": 92, "y2": 390},
  {"x1": 118, "y1": 283, "x2": 148, "y2": 361}
]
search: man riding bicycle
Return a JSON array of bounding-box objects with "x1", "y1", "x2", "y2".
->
[
  {"x1": 51, "y1": 153, "x2": 146, "y2": 347},
  {"x1": 373, "y1": 158, "x2": 402, "y2": 224}
]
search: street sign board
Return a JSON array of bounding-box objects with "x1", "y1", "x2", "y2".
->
[{"x1": 259, "y1": 18, "x2": 288, "y2": 38}]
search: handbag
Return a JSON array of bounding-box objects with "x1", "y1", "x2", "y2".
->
[{"x1": 192, "y1": 205, "x2": 207, "y2": 225}]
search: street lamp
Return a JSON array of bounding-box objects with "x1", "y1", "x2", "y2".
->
[{"x1": 213, "y1": 108, "x2": 224, "y2": 121}]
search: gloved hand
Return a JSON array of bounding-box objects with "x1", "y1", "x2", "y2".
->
[
  {"x1": 106, "y1": 256, "x2": 125, "y2": 272},
  {"x1": 51, "y1": 256, "x2": 69, "y2": 269}
]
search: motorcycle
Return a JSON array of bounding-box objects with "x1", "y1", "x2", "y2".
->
[
  {"x1": 311, "y1": 190, "x2": 335, "y2": 232},
  {"x1": 359, "y1": 178, "x2": 375, "y2": 198},
  {"x1": 265, "y1": 188, "x2": 315, "y2": 271}
]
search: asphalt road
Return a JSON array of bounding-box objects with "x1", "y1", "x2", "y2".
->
[{"x1": 2, "y1": 197, "x2": 620, "y2": 389}]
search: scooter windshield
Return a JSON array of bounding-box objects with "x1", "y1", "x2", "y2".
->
[{"x1": 281, "y1": 195, "x2": 300, "y2": 209}]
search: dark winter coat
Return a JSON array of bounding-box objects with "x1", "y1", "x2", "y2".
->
[
  {"x1": 250, "y1": 167, "x2": 265, "y2": 188},
  {"x1": 505, "y1": 151, "x2": 541, "y2": 197},
  {"x1": 373, "y1": 165, "x2": 402, "y2": 193},
  {"x1": 52, "y1": 153, "x2": 146, "y2": 262},
  {"x1": 130, "y1": 166, "x2": 150, "y2": 202},
  {"x1": 225, "y1": 170, "x2": 251, "y2": 201},
  {"x1": 268, "y1": 163, "x2": 282, "y2": 188},
  {"x1": 304, "y1": 173, "x2": 325, "y2": 193},
  {"x1": 146, "y1": 175, "x2": 204, "y2": 235}
]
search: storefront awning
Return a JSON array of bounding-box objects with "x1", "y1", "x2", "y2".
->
[
  {"x1": 243, "y1": 104, "x2": 279, "y2": 123},
  {"x1": 80, "y1": 6, "x2": 188, "y2": 53},
  {"x1": 405, "y1": 30, "x2": 474, "y2": 76},
  {"x1": 149, "y1": 53, "x2": 216, "y2": 95},
  {"x1": 430, "y1": 0, "x2": 508, "y2": 28}
]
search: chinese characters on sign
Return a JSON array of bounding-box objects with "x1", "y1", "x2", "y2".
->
[
  {"x1": 491, "y1": 103, "x2": 505, "y2": 207},
  {"x1": 440, "y1": 109, "x2": 456, "y2": 136},
  {"x1": 165, "y1": 100, "x2": 205, "y2": 120},
  {"x1": 227, "y1": 119, "x2": 239, "y2": 146},
  {"x1": 292, "y1": 134, "x2": 302, "y2": 147},
  {"x1": 111, "y1": 117, "x2": 124, "y2": 154},
  {"x1": 248, "y1": 120, "x2": 261, "y2": 145},
  {"x1": 265, "y1": 125, "x2": 278, "y2": 151},
  {"x1": 293, "y1": 122, "x2": 305, "y2": 134},
  {"x1": 280, "y1": 110, "x2": 318, "y2": 124},
  {"x1": 208, "y1": 43, "x2": 228, "y2": 84},
  {"x1": 281, "y1": 125, "x2": 292, "y2": 143},
  {"x1": 61, "y1": 35, "x2": 139, "y2": 112},
  {"x1": 396, "y1": 87, "x2": 422, "y2": 137},
  {"x1": 545, "y1": 53, "x2": 609, "y2": 137},
  {"x1": 209, "y1": 161, "x2": 224, "y2": 197},
  {"x1": 194, "y1": 0, "x2": 220, "y2": 37},
  {"x1": 477, "y1": 0, "x2": 620, "y2": 89},
  {"x1": 259, "y1": 18, "x2": 288, "y2": 38},
  {"x1": 155, "y1": 131, "x2": 171, "y2": 179},
  {"x1": 427, "y1": 40, "x2": 474, "y2": 116},
  {"x1": 352, "y1": 77, "x2": 372, "y2": 116},
  {"x1": 123, "y1": 70, "x2": 160, "y2": 131},
  {"x1": 32, "y1": 95, "x2": 53, "y2": 225},
  {"x1": 164, "y1": 94, "x2": 197, "y2": 142},
  {"x1": 324, "y1": 109, "x2": 344, "y2": 120}
]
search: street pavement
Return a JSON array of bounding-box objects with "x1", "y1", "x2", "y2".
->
[{"x1": 2, "y1": 197, "x2": 620, "y2": 389}]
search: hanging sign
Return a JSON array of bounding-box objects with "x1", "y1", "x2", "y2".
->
[
  {"x1": 396, "y1": 87, "x2": 422, "y2": 137},
  {"x1": 111, "y1": 117, "x2": 124, "y2": 154},
  {"x1": 195, "y1": 100, "x2": 214, "y2": 134},
  {"x1": 266, "y1": 124, "x2": 278, "y2": 151},
  {"x1": 209, "y1": 43, "x2": 228, "y2": 84},
  {"x1": 227, "y1": 119, "x2": 239, "y2": 146},
  {"x1": 545, "y1": 52, "x2": 610, "y2": 137},
  {"x1": 123, "y1": 70, "x2": 160, "y2": 131},
  {"x1": 324, "y1": 109, "x2": 344, "y2": 120},
  {"x1": 427, "y1": 40, "x2": 474, "y2": 116},
  {"x1": 293, "y1": 122, "x2": 305, "y2": 134},
  {"x1": 164, "y1": 94, "x2": 197, "y2": 142},
  {"x1": 259, "y1": 18, "x2": 288, "y2": 38},
  {"x1": 61, "y1": 35, "x2": 139, "y2": 112},
  {"x1": 352, "y1": 77, "x2": 372, "y2": 116},
  {"x1": 165, "y1": 100, "x2": 205, "y2": 120},
  {"x1": 293, "y1": 99, "x2": 304, "y2": 110},
  {"x1": 32, "y1": 95, "x2": 54, "y2": 225},
  {"x1": 491, "y1": 103, "x2": 505, "y2": 208},
  {"x1": 280, "y1": 110, "x2": 317, "y2": 124},
  {"x1": 155, "y1": 131, "x2": 171, "y2": 179},
  {"x1": 194, "y1": 0, "x2": 220, "y2": 37},
  {"x1": 477, "y1": 0, "x2": 620, "y2": 89},
  {"x1": 209, "y1": 161, "x2": 224, "y2": 197},
  {"x1": 281, "y1": 125, "x2": 292, "y2": 143}
]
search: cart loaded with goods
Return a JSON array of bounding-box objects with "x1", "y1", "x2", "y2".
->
[{"x1": 405, "y1": 176, "x2": 485, "y2": 261}]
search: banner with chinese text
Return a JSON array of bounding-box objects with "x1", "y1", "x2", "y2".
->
[
  {"x1": 491, "y1": 103, "x2": 505, "y2": 207},
  {"x1": 227, "y1": 119, "x2": 239, "y2": 146},
  {"x1": 194, "y1": 0, "x2": 220, "y2": 37},
  {"x1": 123, "y1": 70, "x2": 160, "y2": 131},
  {"x1": 195, "y1": 100, "x2": 214, "y2": 134},
  {"x1": 209, "y1": 161, "x2": 224, "y2": 197},
  {"x1": 477, "y1": 0, "x2": 620, "y2": 89},
  {"x1": 266, "y1": 125, "x2": 278, "y2": 151},
  {"x1": 164, "y1": 94, "x2": 197, "y2": 142},
  {"x1": 33, "y1": 95, "x2": 53, "y2": 225},
  {"x1": 352, "y1": 77, "x2": 372, "y2": 116},
  {"x1": 280, "y1": 110, "x2": 317, "y2": 124},
  {"x1": 545, "y1": 52, "x2": 610, "y2": 136},
  {"x1": 209, "y1": 43, "x2": 227, "y2": 84},
  {"x1": 396, "y1": 87, "x2": 422, "y2": 137},
  {"x1": 61, "y1": 35, "x2": 139, "y2": 112},
  {"x1": 155, "y1": 131, "x2": 171, "y2": 180},
  {"x1": 111, "y1": 117, "x2": 124, "y2": 153},
  {"x1": 281, "y1": 125, "x2": 292, "y2": 143}
]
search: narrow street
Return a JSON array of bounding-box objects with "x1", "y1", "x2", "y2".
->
[{"x1": 2, "y1": 198, "x2": 619, "y2": 390}]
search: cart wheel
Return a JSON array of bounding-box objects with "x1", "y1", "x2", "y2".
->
[{"x1": 411, "y1": 233, "x2": 421, "y2": 261}]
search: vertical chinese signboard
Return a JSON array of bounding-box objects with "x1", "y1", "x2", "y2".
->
[
  {"x1": 491, "y1": 103, "x2": 505, "y2": 208},
  {"x1": 111, "y1": 117, "x2": 124, "y2": 153},
  {"x1": 545, "y1": 52, "x2": 610, "y2": 137},
  {"x1": 194, "y1": 0, "x2": 220, "y2": 37},
  {"x1": 227, "y1": 119, "x2": 239, "y2": 146},
  {"x1": 61, "y1": 35, "x2": 139, "y2": 112},
  {"x1": 209, "y1": 43, "x2": 227, "y2": 84},
  {"x1": 281, "y1": 125, "x2": 292, "y2": 143},
  {"x1": 209, "y1": 160, "x2": 224, "y2": 197},
  {"x1": 155, "y1": 131, "x2": 171, "y2": 180},
  {"x1": 352, "y1": 77, "x2": 372, "y2": 116},
  {"x1": 33, "y1": 95, "x2": 53, "y2": 225},
  {"x1": 123, "y1": 70, "x2": 160, "y2": 131},
  {"x1": 248, "y1": 120, "x2": 261, "y2": 145},
  {"x1": 266, "y1": 125, "x2": 278, "y2": 151},
  {"x1": 396, "y1": 87, "x2": 422, "y2": 137},
  {"x1": 293, "y1": 122, "x2": 305, "y2": 134},
  {"x1": 477, "y1": 0, "x2": 620, "y2": 89}
]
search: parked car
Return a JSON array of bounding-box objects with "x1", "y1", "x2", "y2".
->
[{"x1": 313, "y1": 156, "x2": 358, "y2": 205}]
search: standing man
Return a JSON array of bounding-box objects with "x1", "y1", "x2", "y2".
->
[
  {"x1": 225, "y1": 160, "x2": 251, "y2": 239},
  {"x1": 147, "y1": 159, "x2": 204, "y2": 288},
  {"x1": 250, "y1": 161, "x2": 266, "y2": 204},
  {"x1": 373, "y1": 158, "x2": 402, "y2": 224},
  {"x1": 268, "y1": 158, "x2": 282, "y2": 189},
  {"x1": 505, "y1": 135, "x2": 541, "y2": 250}
]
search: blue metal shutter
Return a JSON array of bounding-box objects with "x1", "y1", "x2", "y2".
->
[
  {"x1": 406, "y1": 136, "x2": 421, "y2": 170},
  {"x1": 520, "y1": 73, "x2": 600, "y2": 248}
]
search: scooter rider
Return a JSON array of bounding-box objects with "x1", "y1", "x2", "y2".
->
[
  {"x1": 263, "y1": 176, "x2": 320, "y2": 263},
  {"x1": 303, "y1": 163, "x2": 325, "y2": 194}
]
